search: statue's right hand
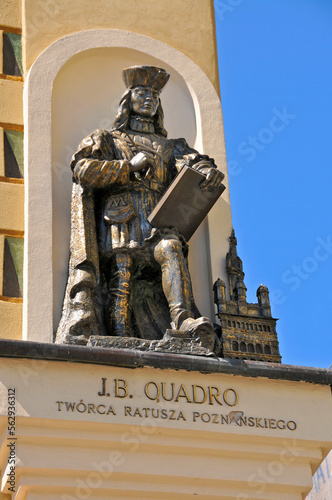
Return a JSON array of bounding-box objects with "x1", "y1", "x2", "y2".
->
[{"x1": 129, "y1": 152, "x2": 154, "y2": 172}]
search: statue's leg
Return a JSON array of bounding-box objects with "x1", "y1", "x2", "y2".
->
[
  {"x1": 153, "y1": 237, "x2": 214, "y2": 336},
  {"x1": 153, "y1": 237, "x2": 193, "y2": 329},
  {"x1": 108, "y1": 252, "x2": 132, "y2": 337}
]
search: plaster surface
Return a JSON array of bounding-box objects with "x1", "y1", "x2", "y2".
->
[
  {"x1": 0, "y1": 79, "x2": 23, "y2": 125},
  {"x1": 23, "y1": 0, "x2": 219, "y2": 92},
  {"x1": 0, "y1": 0, "x2": 21, "y2": 30},
  {"x1": 0, "y1": 183, "x2": 24, "y2": 232},
  {"x1": 0, "y1": 302, "x2": 22, "y2": 339}
]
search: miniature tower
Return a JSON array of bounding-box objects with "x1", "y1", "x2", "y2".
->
[{"x1": 214, "y1": 229, "x2": 281, "y2": 362}]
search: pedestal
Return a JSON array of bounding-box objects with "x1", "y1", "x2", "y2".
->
[{"x1": 0, "y1": 340, "x2": 331, "y2": 500}]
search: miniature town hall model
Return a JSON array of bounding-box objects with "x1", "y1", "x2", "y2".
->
[{"x1": 214, "y1": 230, "x2": 281, "y2": 362}]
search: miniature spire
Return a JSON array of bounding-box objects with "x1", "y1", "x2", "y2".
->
[
  {"x1": 226, "y1": 229, "x2": 245, "y2": 300},
  {"x1": 235, "y1": 276, "x2": 247, "y2": 314},
  {"x1": 213, "y1": 278, "x2": 226, "y2": 314},
  {"x1": 257, "y1": 284, "x2": 271, "y2": 317}
]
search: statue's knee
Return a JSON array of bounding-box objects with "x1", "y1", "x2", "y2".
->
[{"x1": 154, "y1": 238, "x2": 182, "y2": 263}]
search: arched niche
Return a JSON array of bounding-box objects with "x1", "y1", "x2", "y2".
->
[{"x1": 23, "y1": 29, "x2": 232, "y2": 342}]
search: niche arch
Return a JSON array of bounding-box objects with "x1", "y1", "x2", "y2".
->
[{"x1": 24, "y1": 29, "x2": 231, "y2": 342}]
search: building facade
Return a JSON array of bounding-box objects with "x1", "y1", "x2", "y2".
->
[
  {"x1": 0, "y1": 0, "x2": 24, "y2": 341},
  {"x1": 0, "y1": 2, "x2": 331, "y2": 500}
]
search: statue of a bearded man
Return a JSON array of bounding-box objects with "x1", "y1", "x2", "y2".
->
[{"x1": 56, "y1": 66, "x2": 224, "y2": 352}]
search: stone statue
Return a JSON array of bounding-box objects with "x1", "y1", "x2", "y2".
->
[{"x1": 56, "y1": 65, "x2": 224, "y2": 354}]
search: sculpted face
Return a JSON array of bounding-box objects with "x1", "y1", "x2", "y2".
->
[{"x1": 130, "y1": 86, "x2": 160, "y2": 118}]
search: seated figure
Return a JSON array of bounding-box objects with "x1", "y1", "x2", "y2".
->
[{"x1": 56, "y1": 65, "x2": 224, "y2": 347}]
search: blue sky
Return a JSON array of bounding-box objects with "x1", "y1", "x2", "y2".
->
[{"x1": 214, "y1": 0, "x2": 332, "y2": 368}]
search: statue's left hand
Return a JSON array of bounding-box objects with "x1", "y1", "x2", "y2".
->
[{"x1": 200, "y1": 167, "x2": 224, "y2": 191}]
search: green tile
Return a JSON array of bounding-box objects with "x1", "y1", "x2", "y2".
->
[
  {"x1": 6, "y1": 33, "x2": 23, "y2": 75},
  {"x1": 5, "y1": 237, "x2": 24, "y2": 292},
  {"x1": 4, "y1": 130, "x2": 24, "y2": 175}
]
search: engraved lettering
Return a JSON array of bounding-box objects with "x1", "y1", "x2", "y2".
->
[
  {"x1": 223, "y1": 388, "x2": 239, "y2": 407},
  {"x1": 277, "y1": 420, "x2": 286, "y2": 430},
  {"x1": 208, "y1": 386, "x2": 223, "y2": 406},
  {"x1": 161, "y1": 382, "x2": 174, "y2": 402},
  {"x1": 65, "y1": 401, "x2": 76, "y2": 412},
  {"x1": 106, "y1": 405, "x2": 116, "y2": 415},
  {"x1": 133, "y1": 407, "x2": 142, "y2": 418},
  {"x1": 76, "y1": 400, "x2": 86, "y2": 413},
  {"x1": 248, "y1": 417, "x2": 255, "y2": 427},
  {"x1": 220, "y1": 414, "x2": 229, "y2": 424},
  {"x1": 192, "y1": 385, "x2": 207, "y2": 404},
  {"x1": 239, "y1": 416, "x2": 247, "y2": 426},
  {"x1": 174, "y1": 384, "x2": 192, "y2": 403},
  {"x1": 88, "y1": 404, "x2": 96, "y2": 413},
  {"x1": 255, "y1": 418, "x2": 263, "y2": 428},
  {"x1": 169, "y1": 410, "x2": 176, "y2": 420},
  {"x1": 115, "y1": 379, "x2": 128, "y2": 398},
  {"x1": 97, "y1": 405, "x2": 106, "y2": 415},
  {"x1": 124, "y1": 406, "x2": 132, "y2": 417},
  {"x1": 144, "y1": 382, "x2": 160, "y2": 402},
  {"x1": 56, "y1": 401, "x2": 63, "y2": 411},
  {"x1": 142, "y1": 408, "x2": 150, "y2": 418},
  {"x1": 269, "y1": 418, "x2": 276, "y2": 429},
  {"x1": 98, "y1": 378, "x2": 110, "y2": 397}
]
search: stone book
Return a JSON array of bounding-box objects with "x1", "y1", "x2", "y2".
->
[{"x1": 148, "y1": 166, "x2": 225, "y2": 241}]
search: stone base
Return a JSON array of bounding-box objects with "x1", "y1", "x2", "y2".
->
[
  {"x1": 1, "y1": 351, "x2": 332, "y2": 499},
  {"x1": 87, "y1": 329, "x2": 218, "y2": 357}
]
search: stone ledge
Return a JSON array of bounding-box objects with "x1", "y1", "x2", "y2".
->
[{"x1": 0, "y1": 338, "x2": 331, "y2": 385}]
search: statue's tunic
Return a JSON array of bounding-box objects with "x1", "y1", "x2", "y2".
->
[
  {"x1": 56, "y1": 123, "x2": 216, "y2": 343},
  {"x1": 71, "y1": 126, "x2": 214, "y2": 255}
]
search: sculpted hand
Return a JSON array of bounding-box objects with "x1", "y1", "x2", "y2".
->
[
  {"x1": 200, "y1": 167, "x2": 225, "y2": 191},
  {"x1": 129, "y1": 152, "x2": 155, "y2": 173}
]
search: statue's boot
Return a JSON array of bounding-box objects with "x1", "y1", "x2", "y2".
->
[
  {"x1": 109, "y1": 253, "x2": 132, "y2": 337},
  {"x1": 154, "y1": 237, "x2": 214, "y2": 336},
  {"x1": 178, "y1": 316, "x2": 214, "y2": 336}
]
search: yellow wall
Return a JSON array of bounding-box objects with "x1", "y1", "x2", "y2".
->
[
  {"x1": 0, "y1": 3, "x2": 23, "y2": 340},
  {"x1": 0, "y1": 0, "x2": 221, "y2": 341},
  {"x1": 0, "y1": 300, "x2": 22, "y2": 339},
  {"x1": 0, "y1": 0, "x2": 21, "y2": 29},
  {"x1": 0, "y1": 183, "x2": 24, "y2": 231},
  {"x1": 23, "y1": 0, "x2": 220, "y2": 92},
  {"x1": 0, "y1": 79, "x2": 23, "y2": 125}
]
